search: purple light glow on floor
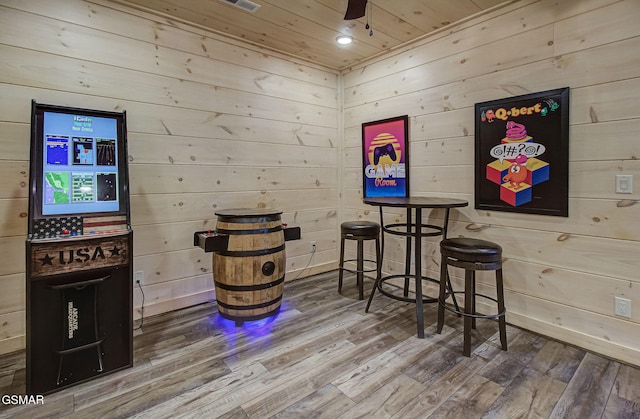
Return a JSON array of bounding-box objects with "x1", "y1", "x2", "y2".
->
[{"x1": 210, "y1": 300, "x2": 289, "y2": 341}]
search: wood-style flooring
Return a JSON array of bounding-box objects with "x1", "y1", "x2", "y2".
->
[{"x1": 1, "y1": 271, "x2": 639, "y2": 418}]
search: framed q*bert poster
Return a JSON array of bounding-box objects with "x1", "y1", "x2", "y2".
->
[{"x1": 475, "y1": 88, "x2": 569, "y2": 217}]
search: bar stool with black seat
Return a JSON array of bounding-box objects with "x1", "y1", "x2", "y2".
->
[
  {"x1": 437, "y1": 237, "x2": 507, "y2": 357},
  {"x1": 338, "y1": 221, "x2": 381, "y2": 300}
]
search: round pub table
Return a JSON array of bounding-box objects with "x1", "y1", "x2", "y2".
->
[{"x1": 363, "y1": 196, "x2": 468, "y2": 338}]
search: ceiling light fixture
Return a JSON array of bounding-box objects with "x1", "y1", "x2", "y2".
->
[{"x1": 336, "y1": 35, "x2": 353, "y2": 45}]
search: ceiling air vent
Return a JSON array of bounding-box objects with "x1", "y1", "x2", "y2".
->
[{"x1": 219, "y1": 0, "x2": 261, "y2": 13}]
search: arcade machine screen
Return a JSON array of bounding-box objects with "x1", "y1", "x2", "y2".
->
[{"x1": 29, "y1": 102, "x2": 130, "y2": 238}]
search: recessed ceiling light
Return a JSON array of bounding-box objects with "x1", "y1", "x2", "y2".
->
[{"x1": 336, "y1": 35, "x2": 353, "y2": 45}]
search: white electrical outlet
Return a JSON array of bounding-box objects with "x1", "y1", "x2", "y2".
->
[
  {"x1": 134, "y1": 270, "x2": 144, "y2": 285},
  {"x1": 615, "y1": 174, "x2": 633, "y2": 194},
  {"x1": 614, "y1": 296, "x2": 631, "y2": 318},
  {"x1": 310, "y1": 241, "x2": 317, "y2": 252}
]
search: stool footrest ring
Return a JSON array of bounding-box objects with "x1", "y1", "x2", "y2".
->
[
  {"x1": 340, "y1": 258, "x2": 379, "y2": 274},
  {"x1": 439, "y1": 291, "x2": 506, "y2": 319}
]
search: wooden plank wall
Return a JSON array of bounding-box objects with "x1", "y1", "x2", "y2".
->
[
  {"x1": 342, "y1": 0, "x2": 640, "y2": 366},
  {"x1": 0, "y1": 0, "x2": 339, "y2": 354}
]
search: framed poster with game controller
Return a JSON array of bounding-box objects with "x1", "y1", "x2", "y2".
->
[{"x1": 362, "y1": 115, "x2": 410, "y2": 198}]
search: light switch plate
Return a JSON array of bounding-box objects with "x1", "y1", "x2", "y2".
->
[
  {"x1": 615, "y1": 174, "x2": 633, "y2": 194},
  {"x1": 614, "y1": 296, "x2": 631, "y2": 318}
]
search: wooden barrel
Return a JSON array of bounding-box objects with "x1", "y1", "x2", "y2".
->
[{"x1": 212, "y1": 208, "x2": 286, "y2": 321}]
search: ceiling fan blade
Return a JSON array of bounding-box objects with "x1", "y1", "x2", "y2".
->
[{"x1": 344, "y1": 0, "x2": 367, "y2": 20}]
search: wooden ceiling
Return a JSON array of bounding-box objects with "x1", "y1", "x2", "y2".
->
[{"x1": 116, "y1": 0, "x2": 510, "y2": 69}]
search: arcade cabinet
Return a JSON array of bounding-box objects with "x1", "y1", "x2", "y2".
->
[{"x1": 25, "y1": 102, "x2": 133, "y2": 394}]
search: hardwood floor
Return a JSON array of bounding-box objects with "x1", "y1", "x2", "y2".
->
[{"x1": 1, "y1": 271, "x2": 639, "y2": 418}]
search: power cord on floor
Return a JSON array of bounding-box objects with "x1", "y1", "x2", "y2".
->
[
  {"x1": 134, "y1": 279, "x2": 145, "y2": 331},
  {"x1": 288, "y1": 243, "x2": 316, "y2": 282}
]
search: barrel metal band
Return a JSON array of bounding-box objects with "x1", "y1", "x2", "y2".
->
[
  {"x1": 217, "y1": 215, "x2": 281, "y2": 223},
  {"x1": 215, "y1": 225, "x2": 283, "y2": 236},
  {"x1": 217, "y1": 294, "x2": 283, "y2": 311},
  {"x1": 217, "y1": 243, "x2": 285, "y2": 257},
  {"x1": 215, "y1": 276, "x2": 284, "y2": 292}
]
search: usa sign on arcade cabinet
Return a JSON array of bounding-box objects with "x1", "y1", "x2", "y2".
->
[{"x1": 362, "y1": 115, "x2": 409, "y2": 198}]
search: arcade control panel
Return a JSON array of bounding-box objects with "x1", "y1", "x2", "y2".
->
[
  {"x1": 194, "y1": 225, "x2": 301, "y2": 252},
  {"x1": 30, "y1": 215, "x2": 129, "y2": 241},
  {"x1": 193, "y1": 231, "x2": 229, "y2": 253}
]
